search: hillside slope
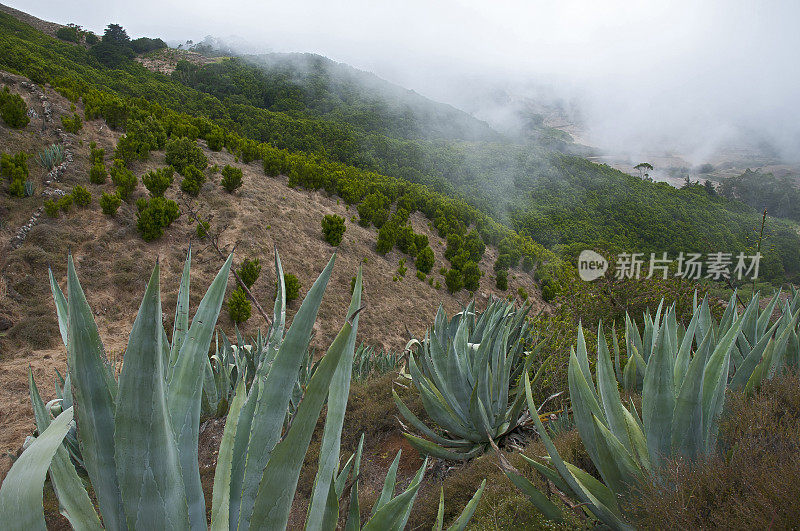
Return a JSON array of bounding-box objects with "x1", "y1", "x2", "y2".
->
[{"x1": 0, "y1": 70, "x2": 545, "y2": 482}]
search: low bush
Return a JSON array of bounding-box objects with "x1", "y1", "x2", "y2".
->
[
  {"x1": 321, "y1": 214, "x2": 346, "y2": 246},
  {"x1": 180, "y1": 164, "x2": 204, "y2": 196},
  {"x1": 462, "y1": 261, "x2": 480, "y2": 292},
  {"x1": 284, "y1": 273, "x2": 301, "y2": 302},
  {"x1": 61, "y1": 113, "x2": 82, "y2": 133},
  {"x1": 496, "y1": 269, "x2": 508, "y2": 290},
  {"x1": 415, "y1": 245, "x2": 434, "y2": 274},
  {"x1": 196, "y1": 219, "x2": 210, "y2": 239},
  {"x1": 89, "y1": 162, "x2": 107, "y2": 184},
  {"x1": 165, "y1": 136, "x2": 207, "y2": 175},
  {"x1": 237, "y1": 258, "x2": 261, "y2": 289},
  {"x1": 110, "y1": 159, "x2": 137, "y2": 201},
  {"x1": 220, "y1": 165, "x2": 243, "y2": 192},
  {"x1": 44, "y1": 199, "x2": 59, "y2": 217},
  {"x1": 57, "y1": 194, "x2": 73, "y2": 213},
  {"x1": 142, "y1": 166, "x2": 174, "y2": 197},
  {"x1": 135, "y1": 196, "x2": 179, "y2": 241},
  {"x1": 227, "y1": 287, "x2": 251, "y2": 323},
  {"x1": 71, "y1": 185, "x2": 91, "y2": 207},
  {"x1": 445, "y1": 268, "x2": 463, "y2": 293},
  {"x1": 100, "y1": 191, "x2": 121, "y2": 215},
  {"x1": 0, "y1": 86, "x2": 29, "y2": 128}
]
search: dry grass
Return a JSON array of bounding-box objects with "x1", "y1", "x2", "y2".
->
[{"x1": 627, "y1": 374, "x2": 800, "y2": 530}]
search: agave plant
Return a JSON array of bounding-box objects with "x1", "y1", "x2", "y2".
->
[
  {"x1": 617, "y1": 291, "x2": 800, "y2": 394},
  {"x1": 500, "y1": 299, "x2": 755, "y2": 530},
  {"x1": 394, "y1": 299, "x2": 547, "y2": 460},
  {"x1": 352, "y1": 342, "x2": 403, "y2": 382},
  {"x1": 1, "y1": 249, "x2": 483, "y2": 530},
  {"x1": 34, "y1": 143, "x2": 65, "y2": 170}
]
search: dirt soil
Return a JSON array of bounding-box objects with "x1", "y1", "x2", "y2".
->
[{"x1": 0, "y1": 71, "x2": 548, "y2": 485}]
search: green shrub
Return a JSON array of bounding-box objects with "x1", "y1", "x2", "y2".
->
[
  {"x1": 284, "y1": 273, "x2": 301, "y2": 302},
  {"x1": 135, "y1": 196, "x2": 179, "y2": 241},
  {"x1": 415, "y1": 245, "x2": 435, "y2": 274},
  {"x1": 237, "y1": 258, "x2": 261, "y2": 289},
  {"x1": 89, "y1": 162, "x2": 107, "y2": 184},
  {"x1": 494, "y1": 253, "x2": 513, "y2": 272},
  {"x1": 416, "y1": 271, "x2": 426, "y2": 281},
  {"x1": 100, "y1": 191, "x2": 121, "y2": 215},
  {"x1": 227, "y1": 287, "x2": 251, "y2": 323},
  {"x1": 0, "y1": 87, "x2": 29, "y2": 129},
  {"x1": 72, "y1": 185, "x2": 91, "y2": 207},
  {"x1": 462, "y1": 261, "x2": 480, "y2": 292},
  {"x1": 55, "y1": 26, "x2": 80, "y2": 43},
  {"x1": 85, "y1": 32, "x2": 99, "y2": 45},
  {"x1": 445, "y1": 269, "x2": 463, "y2": 294},
  {"x1": 496, "y1": 269, "x2": 508, "y2": 291},
  {"x1": 180, "y1": 164, "x2": 204, "y2": 196},
  {"x1": 89, "y1": 142, "x2": 105, "y2": 165},
  {"x1": 44, "y1": 199, "x2": 59, "y2": 217},
  {"x1": 8, "y1": 178, "x2": 25, "y2": 197},
  {"x1": 206, "y1": 128, "x2": 224, "y2": 151},
  {"x1": 220, "y1": 165, "x2": 243, "y2": 192},
  {"x1": 321, "y1": 214, "x2": 346, "y2": 246},
  {"x1": 397, "y1": 258, "x2": 407, "y2": 277},
  {"x1": 517, "y1": 286, "x2": 528, "y2": 301},
  {"x1": 196, "y1": 219, "x2": 210, "y2": 239},
  {"x1": 376, "y1": 222, "x2": 398, "y2": 255},
  {"x1": 57, "y1": 194, "x2": 73, "y2": 213},
  {"x1": 165, "y1": 136, "x2": 207, "y2": 175},
  {"x1": 61, "y1": 113, "x2": 82, "y2": 133},
  {"x1": 357, "y1": 191, "x2": 389, "y2": 227},
  {"x1": 110, "y1": 159, "x2": 137, "y2": 201},
  {"x1": 142, "y1": 166, "x2": 174, "y2": 197}
]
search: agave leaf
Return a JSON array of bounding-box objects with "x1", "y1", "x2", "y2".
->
[
  {"x1": 702, "y1": 306, "x2": 749, "y2": 450},
  {"x1": 434, "y1": 489, "x2": 445, "y2": 531},
  {"x1": 28, "y1": 372, "x2": 102, "y2": 530},
  {"x1": 170, "y1": 245, "x2": 192, "y2": 374},
  {"x1": 372, "y1": 451, "x2": 401, "y2": 516},
  {"x1": 507, "y1": 466, "x2": 567, "y2": 521},
  {"x1": 525, "y1": 373, "x2": 632, "y2": 530},
  {"x1": 114, "y1": 263, "x2": 189, "y2": 530},
  {"x1": 48, "y1": 268, "x2": 69, "y2": 349},
  {"x1": 641, "y1": 325, "x2": 675, "y2": 469},
  {"x1": 361, "y1": 458, "x2": 428, "y2": 531},
  {"x1": 167, "y1": 254, "x2": 232, "y2": 529},
  {"x1": 674, "y1": 310, "x2": 700, "y2": 392},
  {"x1": 344, "y1": 434, "x2": 366, "y2": 531},
  {"x1": 729, "y1": 320, "x2": 779, "y2": 391},
  {"x1": 210, "y1": 379, "x2": 248, "y2": 530},
  {"x1": 234, "y1": 255, "x2": 336, "y2": 528},
  {"x1": 670, "y1": 346, "x2": 706, "y2": 459},
  {"x1": 0, "y1": 406, "x2": 74, "y2": 531},
  {"x1": 306, "y1": 268, "x2": 362, "y2": 531},
  {"x1": 393, "y1": 390, "x2": 473, "y2": 448},
  {"x1": 402, "y1": 433, "x2": 484, "y2": 460},
  {"x1": 595, "y1": 323, "x2": 633, "y2": 454},
  {"x1": 65, "y1": 255, "x2": 125, "y2": 529},
  {"x1": 249, "y1": 317, "x2": 355, "y2": 529}
]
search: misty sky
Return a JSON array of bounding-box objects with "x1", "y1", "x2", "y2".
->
[{"x1": 11, "y1": 0, "x2": 800, "y2": 162}]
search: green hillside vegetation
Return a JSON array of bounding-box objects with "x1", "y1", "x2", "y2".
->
[
  {"x1": 1, "y1": 11, "x2": 796, "y2": 286},
  {"x1": 719, "y1": 168, "x2": 800, "y2": 222}
]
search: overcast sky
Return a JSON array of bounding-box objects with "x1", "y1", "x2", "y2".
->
[{"x1": 11, "y1": 0, "x2": 800, "y2": 162}]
